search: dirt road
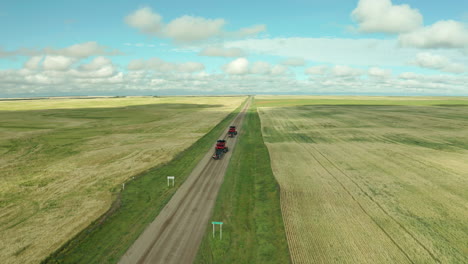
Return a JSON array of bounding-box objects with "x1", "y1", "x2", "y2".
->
[{"x1": 119, "y1": 98, "x2": 250, "y2": 264}]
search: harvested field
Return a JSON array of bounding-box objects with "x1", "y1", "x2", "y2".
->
[
  {"x1": 0, "y1": 96, "x2": 245, "y2": 264},
  {"x1": 257, "y1": 100, "x2": 468, "y2": 264}
]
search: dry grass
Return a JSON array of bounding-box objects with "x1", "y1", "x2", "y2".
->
[
  {"x1": 258, "y1": 102, "x2": 468, "y2": 264},
  {"x1": 0, "y1": 96, "x2": 245, "y2": 264}
]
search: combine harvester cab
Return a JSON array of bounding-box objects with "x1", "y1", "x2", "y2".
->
[
  {"x1": 228, "y1": 126, "x2": 238, "y2": 137},
  {"x1": 212, "y1": 139, "x2": 229, "y2": 160}
]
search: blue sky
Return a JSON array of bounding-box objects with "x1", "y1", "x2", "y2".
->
[{"x1": 1, "y1": 0, "x2": 468, "y2": 97}]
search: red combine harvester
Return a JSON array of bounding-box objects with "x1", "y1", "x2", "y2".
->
[
  {"x1": 228, "y1": 126, "x2": 238, "y2": 137},
  {"x1": 212, "y1": 139, "x2": 228, "y2": 160}
]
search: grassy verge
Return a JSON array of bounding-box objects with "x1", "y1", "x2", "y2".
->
[
  {"x1": 194, "y1": 100, "x2": 291, "y2": 264},
  {"x1": 42, "y1": 98, "x2": 248, "y2": 264}
]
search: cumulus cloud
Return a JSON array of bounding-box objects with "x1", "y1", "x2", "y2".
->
[
  {"x1": 250, "y1": 61, "x2": 271, "y2": 74},
  {"x1": 2, "y1": 64, "x2": 468, "y2": 96},
  {"x1": 332, "y1": 65, "x2": 364, "y2": 77},
  {"x1": 125, "y1": 7, "x2": 266, "y2": 43},
  {"x1": 411, "y1": 52, "x2": 466, "y2": 73},
  {"x1": 351, "y1": 0, "x2": 423, "y2": 34},
  {"x1": 70, "y1": 66, "x2": 117, "y2": 79},
  {"x1": 368, "y1": 67, "x2": 392, "y2": 78},
  {"x1": 24, "y1": 56, "x2": 43, "y2": 70},
  {"x1": 305, "y1": 65, "x2": 391, "y2": 79},
  {"x1": 0, "y1": 56, "x2": 126, "y2": 96},
  {"x1": 223, "y1": 59, "x2": 289, "y2": 75},
  {"x1": 305, "y1": 65, "x2": 329, "y2": 75},
  {"x1": 51, "y1": 42, "x2": 121, "y2": 58},
  {"x1": 43, "y1": 56, "x2": 77, "y2": 71},
  {"x1": 399, "y1": 20, "x2": 468, "y2": 49},
  {"x1": 281, "y1": 57, "x2": 306, "y2": 66},
  {"x1": 79, "y1": 56, "x2": 113, "y2": 71},
  {"x1": 164, "y1": 16, "x2": 225, "y2": 42},
  {"x1": 198, "y1": 47, "x2": 245, "y2": 57},
  {"x1": 124, "y1": 7, "x2": 163, "y2": 34},
  {"x1": 225, "y1": 37, "x2": 436, "y2": 67},
  {"x1": 127, "y1": 58, "x2": 205, "y2": 73},
  {"x1": 271, "y1": 65, "x2": 288, "y2": 75},
  {"x1": 178, "y1": 62, "x2": 206, "y2": 73},
  {"x1": 230, "y1": 25, "x2": 267, "y2": 38},
  {"x1": 0, "y1": 42, "x2": 122, "y2": 58},
  {"x1": 223, "y1": 58, "x2": 249, "y2": 75}
]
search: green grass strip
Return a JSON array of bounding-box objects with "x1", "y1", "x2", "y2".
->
[
  {"x1": 42, "y1": 98, "x2": 248, "y2": 264},
  {"x1": 194, "y1": 100, "x2": 291, "y2": 264}
]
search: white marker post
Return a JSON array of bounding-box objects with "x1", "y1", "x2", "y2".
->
[
  {"x1": 122, "y1": 183, "x2": 125, "y2": 190},
  {"x1": 212, "y1": 221, "x2": 223, "y2": 239},
  {"x1": 167, "y1": 176, "x2": 175, "y2": 187}
]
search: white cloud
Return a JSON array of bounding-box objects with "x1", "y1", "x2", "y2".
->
[
  {"x1": 271, "y1": 65, "x2": 288, "y2": 75},
  {"x1": 351, "y1": 0, "x2": 423, "y2": 34},
  {"x1": 225, "y1": 38, "x2": 412, "y2": 67},
  {"x1": 164, "y1": 16, "x2": 225, "y2": 43},
  {"x1": 399, "y1": 20, "x2": 468, "y2": 49},
  {"x1": 305, "y1": 65, "x2": 329, "y2": 75},
  {"x1": 0, "y1": 42, "x2": 122, "y2": 58},
  {"x1": 222, "y1": 59, "x2": 289, "y2": 75},
  {"x1": 281, "y1": 57, "x2": 306, "y2": 66},
  {"x1": 43, "y1": 56, "x2": 76, "y2": 71},
  {"x1": 79, "y1": 56, "x2": 112, "y2": 71},
  {"x1": 52, "y1": 42, "x2": 120, "y2": 58},
  {"x1": 368, "y1": 67, "x2": 392, "y2": 78},
  {"x1": 70, "y1": 65, "x2": 116, "y2": 78},
  {"x1": 124, "y1": 7, "x2": 266, "y2": 43},
  {"x1": 399, "y1": 72, "x2": 420, "y2": 80},
  {"x1": 332, "y1": 65, "x2": 364, "y2": 77},
  {"x1": 306, "y1": 65, "x2": 391, "y2": 79},
  {"x1": 198, "y1": 47, "x2": 245, "y2": 57},
  {"x1": 231, "y1": 25, "x2": 267, "y2": 38},
  {"x1": 225, "y1": 37, "x2": 468, "y2": 68},
  {"x1": 250, "y1": 61, "x2": 271, "y2": 74},
  {"x1": 124, "y1": 7, "x2": 163, "y2": 34},
  {"x1": 24, "y1": 56, "x2": 42, "y2": 70},
  {"x1": 127, "y1": 58, "x2": 205, "y2": 73},
  {"x1": 411, "y1": 52, "x2": 466, "y2": 73},
  {"x1": 123, "y1": 43, "x2": 157, "y2": 48},
  {"x1": 127, "y1": 59, "x2": 146, "y2": 71},
  {"x1": 2, "y1": 65, "x2": 468, "y2": 96},
  {"x1": 223, "y1": 58, "x2": 249, "y2": 75},
  {"x1": 0, "y1": 57, "x2": 126, "y2": 96},
  {"x1": 178, "y1": 62, "x2": 205, "y2": 73}
]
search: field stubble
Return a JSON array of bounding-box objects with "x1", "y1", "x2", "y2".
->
[
  {"x1": 0, "y1": 96, "x2": 245, "y2": 264},
  {"x1": 258, "y1": 102, "x2": 468, "y2": 264}
]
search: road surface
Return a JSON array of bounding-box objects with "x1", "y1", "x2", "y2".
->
[{"x1": 119, "y1": 98, "x2": 250, "y2": 264}]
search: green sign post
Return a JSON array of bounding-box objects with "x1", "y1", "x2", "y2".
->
[{"x1": 212, "y1": 221, "x2": 223, "y2": 239}]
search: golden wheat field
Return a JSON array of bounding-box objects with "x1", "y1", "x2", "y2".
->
[
  {"x1": 258, "y1": 99, "x2": 468, "y2": 264},
  {"x1": 0, "y1": 96, "x2": 245, "y2": 264}
]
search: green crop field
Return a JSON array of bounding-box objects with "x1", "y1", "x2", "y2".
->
[
  {"x1": 0, "y1": 96, "x2": 245, "y2": 264},
  {"x1": 257, "y1": 97, "x2": 468, "y2": 263}
]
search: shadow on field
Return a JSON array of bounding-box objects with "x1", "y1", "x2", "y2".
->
[
  {"x1": 0, "y1": 103, "x2": 225, "y2": 130},
  {"x1": 260, "y1": 104, "x2": 468, "y2": 151}
]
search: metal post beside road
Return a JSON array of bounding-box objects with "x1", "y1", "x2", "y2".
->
[
  {"x1": 212, "y1": 221, "x2": 223, "y2": 239},
  {"x1": 167, "y1": 176, "x2": 175, "y2": 187}
]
